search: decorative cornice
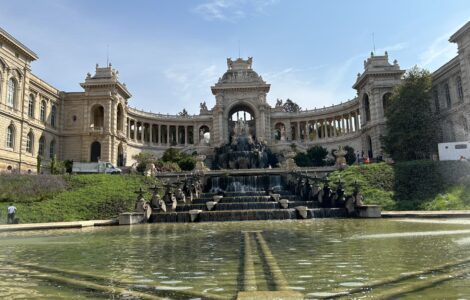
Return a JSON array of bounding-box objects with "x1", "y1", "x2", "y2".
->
[{"x1": 0, "y1": 27, "x2": 38, "y2": 60}]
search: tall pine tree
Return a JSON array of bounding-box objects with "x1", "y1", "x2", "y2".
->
[{"x1": 382, "y1": 66, "x2": 438, "y2": 161}]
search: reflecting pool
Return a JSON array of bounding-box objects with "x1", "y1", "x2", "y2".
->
[{"x1": 1, "y1": 218, "x2": 470, "y2": 299}]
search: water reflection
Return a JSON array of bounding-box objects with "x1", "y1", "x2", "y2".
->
[{"x1": 0, "y1": 219, "x2": 470, "y2": 299}]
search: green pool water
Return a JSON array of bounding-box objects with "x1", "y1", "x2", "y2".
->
[{"x1": 1, "y1": 219, "x2": 470, "y2": 299}]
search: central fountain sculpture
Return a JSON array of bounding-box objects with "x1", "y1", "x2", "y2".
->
[{"x1": 214, "y1": 118, "x2": 276, "y2": 169}]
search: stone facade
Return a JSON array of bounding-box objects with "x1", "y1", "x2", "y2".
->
[{"x1": 1, "y1": 22, "x2": 470, "y2": 172}]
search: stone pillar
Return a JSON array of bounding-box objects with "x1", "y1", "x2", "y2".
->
[
  {"x1": 349, "y1": 113, "x2": 353, "y2": 132},
  {"x1": 166, "y1": 124, "x2": 170, "y2": 145},
  {"x1": 157, "y1": 124, "x2": 161, "y2": 145},
  {"x1": 127, "y1": 118, "x2": 130, "y2": 138},
  {"x1": 305, "y1": 121, "x2": 309, "y2": 141},
  {"x1": 259, "y1": 108, "x2": 266, "y2": 142},
  {"x1": 332, "y1": 118, "x2": 337, "y2": 137},
  {"x1": 149, "y1": 124, "x2": 153, "y2": 145},
  {"x1": 296, "y1": 122, "x2": 300, "y2": 141},
  {"x1": 133, "y1": 120, "x2": 137, "y2": 142},
  {"x1": 184, "y1": 126, "x2": 188, "y2": 145}
]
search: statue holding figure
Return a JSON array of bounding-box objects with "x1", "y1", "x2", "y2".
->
[
  {"x1": 200, "y1": 101, "x2": 208, "y2": 112},
  {"x1": 280, "y1": 125, "x2": 286, "y2": 141}
]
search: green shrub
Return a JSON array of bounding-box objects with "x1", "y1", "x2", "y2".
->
[
  {"x1": 178, "y1": 156, "x2": 196, "y2": 171},
  {"x1": 0, "y1": 174, "x2": 157, "y2": 223},
  {"x1": 160, "y1": 148, "x2": 195, "y2": 171}
]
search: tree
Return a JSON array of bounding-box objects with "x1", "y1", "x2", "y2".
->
[
  {"x1": 294, "y1": 145, "x2": 329, "y2": 167},
  {"x1": 161, "y1": 148, "x2": 195, "y2": 171},
  {"x1": 283, "y1": 99, "x2": 301, "y2": 113},
  {"x1": 307, "y1": 145, "x2": 329, "y2": 166},
  {"x1": 381, "y1": 67, "x2": 438, "y2": 161}
]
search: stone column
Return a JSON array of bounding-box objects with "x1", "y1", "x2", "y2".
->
[
  {"x1": 296, "y1": 122, "x2": 301, "y2": 141},
  {"x1": 133, "y1": 120, "x2": 137, "y2": 142},
  {"x1": 157, "y1": 124, "x2": 161, "y2": 145},
  {"x1": 332, "y1": 118, "x2": 337, "y2": 137},
  {"x1": 305, "y1": 121, "x2": 309, "y2": 141},
  {"x1": 166, "y1": 124, "x2": 170, "y2": 145},
  {"x1": 127, "y1": 118, "x2": 130, "y2": 138},
  {"x1": 184, "y1": 126, "x2": 188, "y2": 145},
  {"x1": 149, "y1": 124, "x2": 153, "y2": 145},
  {"x1": 259, "y1": 108, "x2": 266, "y2": 142}
]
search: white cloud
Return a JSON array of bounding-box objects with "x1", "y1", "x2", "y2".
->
[
  {"x1": 194, "y1": 0, "x2": 278, "y2": 22},
  {"x1": 264, "y1": 42, "x2": 409, "y2": 110},
  {"x1": 162, "y1": 63, "x2": 223, "y2": 114},
  {"x1": 419, "y1": 29, "x2": 459, "y2": 69}
]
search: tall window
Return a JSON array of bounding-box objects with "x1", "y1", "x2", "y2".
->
[
  {"x1": 6, "y1": 125, "x2": 14, "y2": 148},
  {"x1": 445, "y1": 83, "x2": 451, "y2": 108},
  {"x1": 26, "y1": 132, "x2": 33, "y2": 153},
  {"x1": 433, "y1": 89, "x2": 440, "y2": 113},
  {"x1": 28, "y1": 94, "x2": 35, "y2": 118},
  {"x1": 49, "y1": 140, "x2": 55, "y2": 159},
  {"x1": 38, "y1": 136, "x2": 45, "y2": 156},
  {"x1": 40, "y1": 100, "x2": 46, "y2": 122},
  {"x1": 7, "y1": 78, "x2": 16, "y2": 107},
  {"x1": 51, "y1": 105, "x2": 57, "y2": 127},
  {"x1": 457, "y1": 76, "x2": 464, "y2": 102},
  {"x1": 363, "y1": 94, "x2": 371, "y2": 122}
]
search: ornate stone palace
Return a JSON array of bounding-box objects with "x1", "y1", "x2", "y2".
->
[{"x1": 0, "y1": 22, "x2": 469, "y2": 172}]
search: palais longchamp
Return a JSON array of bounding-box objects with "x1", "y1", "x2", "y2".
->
[{"x1": 0, "y1": 22, "x2": 469, "y2": 173}]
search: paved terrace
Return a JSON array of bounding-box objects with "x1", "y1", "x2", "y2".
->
[{"x1": 0, "y1": 219, "x2": 117, "y2": 232}]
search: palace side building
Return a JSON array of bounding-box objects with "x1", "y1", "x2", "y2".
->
[{"x1": 0, "y1": 22, "x2": 469, "y2": 172}]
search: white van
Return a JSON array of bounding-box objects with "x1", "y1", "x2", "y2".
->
[
  {"x1": 72, "y1": 162, "x2": 122, "y2": 174},
  {"x1": 438, "y1": 141, "x2": 470, "y2": 161}
]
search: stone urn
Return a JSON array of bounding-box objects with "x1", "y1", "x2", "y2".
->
[
  {"x1": 334, "y1": 146, "x2": 347, "y2": 170},
  {"x1": 195, "y1": 154, "x2": 209, "y2": 172},
  {"x1": 284, "y1": 151, "x2": 298, "y2": 171}
]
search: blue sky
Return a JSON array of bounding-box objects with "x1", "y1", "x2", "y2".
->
[{"x1": 1, "y1": 0, "x2": 469, "y2": 114}]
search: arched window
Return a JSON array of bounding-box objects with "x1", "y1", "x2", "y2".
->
[
  {"x1": 38, "y1": 136, "x2": 45, "y2": 156},
  {"x1": 457, "y1": 76, "x2": 464, "y2": 102},
  {"x1": 91, "y1": 105, "x2": 104, "y2": 128},
  {"x1": 433, "y1": 89, "x2": 440, "y2": 113},
  {"x1": 445, "y1": 83, "x2": 451, "y2": 108},
  {"x1": 199, "y1": 125, "x2": 210, "y2": 144},
  {"x1": 26, "y1": 131, "x2": 34, "y2": 153},
  {"x1": 6, "y1": 125, "x2": 14, "y2": 148},
  {"x1": 90, "y1": 141, "x2": 101, "y2": 162},
  {"x1": 49, "y1": 140, "x2": 56, "y2": 159},
  {"x1": 28, "y1": 94, "x2": 35, "y2": 118},
  {"x1": 363, "y1": 94, "x2": 371, "y2": 122},
  {"x1": 461, "y1": 116, "x2": 468, "y2": 135},
  {"x1": 7, "y1": 78, "x2": 16, "y2": 107},
  {"x1": 382, "y1": 93, "x2": 392, "y2": 116},
  {"x1": 51, "y1": 105, "x2": 57, "y2": 127},
  {"x1": 117, "y1": 143, "x2": 124, "y2": 167},
  {"x1": 116, "y1": 104, "x2": 124, "y2": 131},
  {"x1": 40, "y1": 100, "x2": 47, "y2": 122}
]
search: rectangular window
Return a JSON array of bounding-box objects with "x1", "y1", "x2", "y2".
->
[{"x1": 455, "y1": 144, "x2": 467, "y2": 149}]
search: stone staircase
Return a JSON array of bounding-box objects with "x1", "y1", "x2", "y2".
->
[{"x1": 150, "y1": 190, "x2": 346, "y2": 223}]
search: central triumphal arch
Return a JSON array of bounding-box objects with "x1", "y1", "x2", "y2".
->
[{"x1": 210, "y1": 57, "x2": 271, "y2": 146}]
